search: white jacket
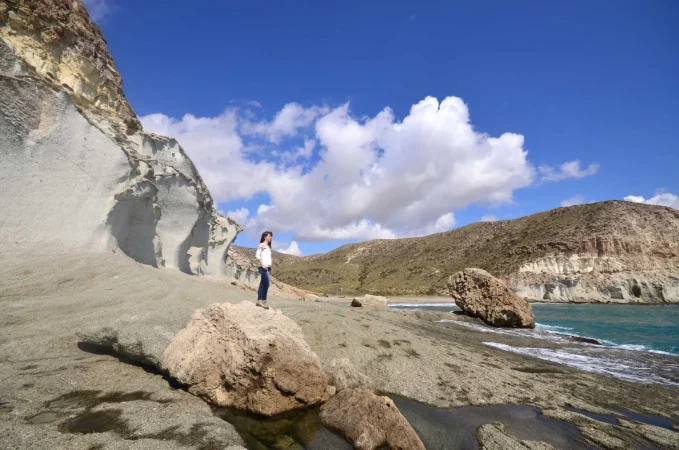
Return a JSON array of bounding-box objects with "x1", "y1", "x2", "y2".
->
[{"x1": 255, "y1": 244, "x2": 272, "y2": 267}]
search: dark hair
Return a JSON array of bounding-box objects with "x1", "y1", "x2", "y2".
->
[{"x1": 260, "y1": 231, "x2": 273, "y2": 248}]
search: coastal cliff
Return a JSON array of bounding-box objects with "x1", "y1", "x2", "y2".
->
[
  {"x1": 0, "y1": 0, "x2": 241, "y2": 276},
  {"x1": 271, "y1": 201, "x2": 679, "y2": 303}
]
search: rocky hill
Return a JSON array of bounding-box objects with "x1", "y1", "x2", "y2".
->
[
  {"x1": 0, "y1": 0, "x2": 241, "y2": 276},
  {"x1": 232, "y1": 245, "x2": 301, "y2": 266},
  {"x1": 269, "y1": 201, "x2": 679, "y2": 303}
]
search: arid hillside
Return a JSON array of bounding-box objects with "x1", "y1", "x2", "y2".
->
[{"x1": 251, "y1": 201, "x2": 679, "y2": 302}]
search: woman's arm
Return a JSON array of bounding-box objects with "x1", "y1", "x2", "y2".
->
[{"x1": 255, "y1": 244, "x2": 267, "y2": 268}]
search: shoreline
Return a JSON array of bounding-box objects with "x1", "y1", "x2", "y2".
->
[
  {"x1": 384, "y1": 296, "x2": 679, "y2": 306},
  {"x1": 319, "y1": 293, "x2": 679, "y2": 306}
]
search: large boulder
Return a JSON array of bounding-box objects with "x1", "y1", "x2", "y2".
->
[
  {"x1": 448, "y1": 268, "x2": 535, "y2": 328},
  {"x1": 327, "y1": 358, "x2": 372, "y2": 392},
  {"x1": 351, "y1": 294, "x2": 388, "y2": 309},
  {"x1": 162, "y1": 301, "x2": 330, "y2": 416},
  {"x1": 320, "y1": 388, "x2": 425, "y2": 450}
]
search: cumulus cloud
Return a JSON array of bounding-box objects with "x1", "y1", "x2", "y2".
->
[
  {"x1": 539, "y1": 160, "x2": 599, "y2": 183},
  {"x1": 226, "y1": 207, "x2": 249, "y2": 226},
  {"x1": 141, "y1": 96, "x2": 591, "y2": 242},
  {"x1": 275, "y1": 241, "x2": 304, "y2": 256},
  {"x1": 83, "y1": 0, "x2": 111, "y2": 22},
  {"x1": 561, "y1": 195, "x2": 587, "y2": 207},
  {"x1": 481, "y1": 215, "x2": 498, "y2": 222},
  {"x1": 624, "y1": 191, "x2": 679, "y2": 209},
  {"x1": 241, "y1": 103, "x2": 328, "y2": 143}
]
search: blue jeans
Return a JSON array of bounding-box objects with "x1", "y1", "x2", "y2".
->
[{"x1": 258, "y1": 266, "x2": 271, "y2": 300}]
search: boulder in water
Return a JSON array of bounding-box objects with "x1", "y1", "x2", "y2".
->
[
  {"x1": 566, "y1": 335, "x2": 602, "y2": 345},
  {"x1": 320, "y1": 388, "x2": 425, "y2": 450},
  {"x1": 448, "y1": 268, "x2": 535, "y2": 328}
]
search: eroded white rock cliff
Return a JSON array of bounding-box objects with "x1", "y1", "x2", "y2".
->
[{"x1": 0, "y1": 1, "x2": 240, "y2": 276}]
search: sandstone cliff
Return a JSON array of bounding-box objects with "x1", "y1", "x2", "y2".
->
[
  {"x1": 0, "y1": 0, "x2": 242, "y2": 276},
  {"x1": 272, "y1": 201, "x2": 679, "y2": 303}
]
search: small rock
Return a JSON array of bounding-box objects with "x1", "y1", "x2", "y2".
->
[
  {"x1": 327, "y1": 358, "x2": 372, "y2": 392},
  {"x1": 350, "y1": 295, "x2": 388, "y2": 309},
  {"x1": 304, "y1": 294, "x2": 320, "y2": 302},
  {"x1": 320, "y1": 388, "x2": 425, "y2": 450},
  {"x1": 322, "y1": 385, "x2": 337, "y2": 402},
  {"x1": 566, "y1": 335, "x2": 601, "y2": 345},
  {"x1": 477, "y1": 423, "x2": 555, "y2": 450},
  {"x1": 448, "y1": 268, "x2": 535, "y2": 328}
]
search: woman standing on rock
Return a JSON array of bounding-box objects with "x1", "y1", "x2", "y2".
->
[{"x1": 255, "y1": 231, "x2": 273, "y2": 309}]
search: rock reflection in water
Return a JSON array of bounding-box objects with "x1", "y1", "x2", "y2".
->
[
  {"x1": 391, "y1": 395, "x2": 589, "y2": 450},
  {"x1": 212, "y1": 405, "x2": 351, "y2": 450}
]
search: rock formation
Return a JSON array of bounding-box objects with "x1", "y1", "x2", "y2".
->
[
  {"x1": 271, "y1": 201, "x2": 679, "y2": 303},
  {"x1": 162, "y1": 302, "x2": 330, "y2": 416},
  {"x1": 225, "y1": 246, "x2": 261, "y2": 288},
  {"x1": 79, "y1": 300, "x2": 333, "y2": 416},
  {"x1": 320, "y1": 388, "x2": 426, "y2": 450},
  {"x1": 476, "y1": 423, "x2": 555, "y2": 450},
  {"x1": 326, "y1": 358, "x2": 372, "y2": 392},
  {"x1": 448, "y1": 268, "x2": 535, "y2": 328},
  {"x1": 351, "y1": 294, "x2": 388, "y2": 309},
  {"x1": 0, "y1": 0, "x2": 240, "y2": 277}
]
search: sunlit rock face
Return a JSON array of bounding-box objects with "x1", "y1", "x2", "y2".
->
[{"x1": 0, "y1": 0, "x2": 241, "y2": 276}]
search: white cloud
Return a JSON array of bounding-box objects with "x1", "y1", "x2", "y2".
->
[
  {"x1": 624, "y1": 191, "x2": 679, "y2": 209},
  {"x1": 561, "y1": 195, "x2": 586, "y2": 207},
  {"x1": 141, "y1": 96, "x2": 589, "y2": 243},
  {"x1": 83, "y1": 0, "x2": 111, "y2": 22},
  {"x1": 241, "y1": 103, "x2": 328, "y2": 143},
  {"x1": 481, "y1": 215, "x2": 498, "y2": 222},
  {"x1": 279, "y1": 138, "x2": 315, "y2": 165},
  {"x1": 433, "y1": 213, "x2": 455, "y2": 230},
  {"x1": 539, "y1": 160, "x2": 599, "y2": 183},
  {"x1": 225, "y1": 207, "x2": 249, "y2": 226},
  {"x1": 275, "y1": 241, "x2": 304, "y2": 256}
]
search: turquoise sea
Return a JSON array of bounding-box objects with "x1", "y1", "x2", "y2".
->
[
  {"x1": 531, "y1": 303, "x2": 679, "y2": 355},
  {"x1": 390, "y1": 303, "x2": 679, "y2": 355},
  {"x1": 389, "y1": 302, "x2": 679, "y2": 385}
]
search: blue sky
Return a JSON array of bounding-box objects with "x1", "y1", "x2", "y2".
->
[{"x1": 88, "y1": 0, "x2": 679, "y2": 255}]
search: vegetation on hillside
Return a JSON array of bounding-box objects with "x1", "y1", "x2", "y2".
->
[{"x1": 235, "y1": 201, "x2": 679, "y2": 296}]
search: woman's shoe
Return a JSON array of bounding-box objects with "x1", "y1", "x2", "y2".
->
[{"x1": 256, "y1": 300, "x2": 270, "y2": 310}]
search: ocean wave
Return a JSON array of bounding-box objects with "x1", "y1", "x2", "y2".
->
[
  {"x1": 535, "y1": 323, "x2": 573, "y2": 332},
  {"x1": 649, "y1": 349, "x2": 676, "y2": 356},
  {"x1": 615, "y1": 344, "x2": 647, "y2": 351},
  {"x1": 437, "y1": 319, "x2": 567, "y2": 342},
  {"x1": 440, "y1": 319, "x2": 679, "y2": 356},
  {"x1": 484, "y1": 342, "x2": 679, "y2": 386},
  {"x1": 607, "y1": 343, "x2": 677, "y2": 356}
]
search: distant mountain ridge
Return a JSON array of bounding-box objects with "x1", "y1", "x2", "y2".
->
[{"x1": 256, "y1": 201, "x2": 679, "y2": 303}]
